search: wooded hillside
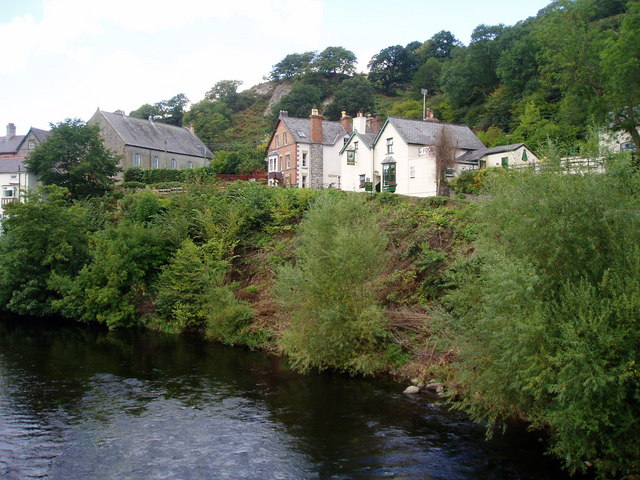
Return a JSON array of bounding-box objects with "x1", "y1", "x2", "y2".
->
[{"x1": 127, "y1": 0, "x2": 638, "y2": 165}]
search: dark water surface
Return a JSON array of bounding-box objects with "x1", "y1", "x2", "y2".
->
[{"x1": 0, "y1": 317, "x2": 573, "y2": 480}]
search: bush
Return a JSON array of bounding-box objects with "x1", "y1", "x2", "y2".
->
[
  {"x1": 447, "y1": 158, "x2": 640, "y2": 478},
  {"x1": 276, "y1": 192, "x2": 390, "y2": 375},
  {"x1": 121, "y1": 181, "x2": 147, "y2": 190},
  {"x1": 123, "y1": 167, "x2": 145, "y2": 183}
]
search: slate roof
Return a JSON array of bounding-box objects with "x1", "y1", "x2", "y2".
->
[
  {"x1": 0, "y1": 157, "x2": 27, "y2": 173},
  {"x1": 28, "y1": 128, "x2": 52, "y2": 144},
  {"x1": 340, "y1": 130, "x2": 378, "y2": 154},
  {"x1": 98, "y1": 110, "x2": 213, "y2": 158},
  {"x1": 455, "y1": 143, "x2": 526, "y2": 163},
  {"x1": 379, "y1": 117, "x2": 485, "y2": 151},
  {"x1": 279, "y1": 115, "x2": 348, "y2": 146},
  {"x1": 0, "y1": 135, "x2": 25, "y2": 155}
]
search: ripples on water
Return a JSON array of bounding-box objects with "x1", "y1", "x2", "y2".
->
[{"x1": 0, "y1": 318, "x2": 575, "y2": 480}]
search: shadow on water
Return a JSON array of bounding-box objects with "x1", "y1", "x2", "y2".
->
[{"x1": 0, "y1": 316, "x2": 585, "y2": 480}]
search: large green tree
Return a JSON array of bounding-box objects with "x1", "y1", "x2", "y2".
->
[
  {"x1": 600, "y1": 0, "x2": 640, "y2": 148},
  {"x1": 324, "y1": 76, "x2": 376, "y2": 120},
  {"x1": 0, "y1": 186, "x2": 92, "y2": 316},
  {"x1": 130, "y1": 93, "x2": 189, "y2": 126},
  {"x1": 270, "y1": 83, "x2": 323, "y2": 121},
  {"x1": 25, "y1": 119, "x2": 120, "y2": 199}
]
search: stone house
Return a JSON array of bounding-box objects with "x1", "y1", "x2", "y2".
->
[
  {"x1": 88, "y1": 109, "x2": 212, "y2": 173},
  {"x1": 265, "y1": 109, "x2": 351, "y2": 189}
]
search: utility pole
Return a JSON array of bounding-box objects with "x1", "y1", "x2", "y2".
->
[{"x1": 421, "y1": 89, "x2": 428, "y2": 120}]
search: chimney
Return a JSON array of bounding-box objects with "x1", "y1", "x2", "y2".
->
[
  {"x1": 340, "y1": 111, "x2": 353, "y2": 134},
  {"x1": 279, "y1": 110, "x2": 288, "y2": 117},
  {"x1": 187, "y1": 124, "x2": 195, "y2": 134},
  {"x1": 424, "y1": 108, "x2": 439, "y2": 122},
  {"x1": 366, "y1": 115, "x2": 382, "y2": 133},
  {"x1": 353, "y1": 112, "x2": 367, "y2": 133},
  {"x1": 6, "y1": 123, "x2": 16, "y2": 139},
  {"x1": 310, "y1": 108, "x2": 323, "y2": 143}
]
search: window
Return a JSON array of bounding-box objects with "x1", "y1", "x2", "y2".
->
[
  {"x1": 134, "y1": 153, "x2": 141, "y2": 167},
  {"x1": 301, "y1": 175, "x2": 307, "y2": 188},
  {"x1": 170, "y1": 158, "x2": 177, "y2": 170},
  {"x1": 346, "y1": 150, "x2": 355, "y2": 165},
  {"x1": 302, "y1": 152, "x2": 308, "y2": 167},
  {"x1": 354, "y1": 141, "x2": 358, "y2": 151},
  {"x1": 279, "y1": 156, "x2": 283, "y2": 169},
  {"x1": 359, "y1": 174, "x2": 366, "y2": 189},
  {"x1": 382, "y1": 162, "x2": 397, "y2": 192},
  {"x1": 501, "y1": 156, "x2": 509, "y2": 167},
  {"x1": 2, "y1": 187, "x2": 15, "y2": 198},
  {"x1": 152, "y1": 156, "x2": 159, "y2": 169},
  {"x1": 479, "y1": 160, "x2": 487, "y2": 169},
  {"x1": 410, "y1": 165, "x2": 416, "y2": 178},
  {"x1": 28, "y1": 140, "x2": 36, "y2": 150},
  {"x1": 275, "y1": 135, "x2": 280, "y2": 147},
  {"x1": 283, "y1": 132, "x2": 287, "y2": 145},
  {"x1": 297, "y1": 130, "x2": 306, "y2": 138},
  {"x1": 187, "y1": 161, "x2": 193, "y2": 169},
  {"x1": 285, "y1": 154, "x2": 290, "y2": 169},
  {"x1": 445, "y1": 167, "x2": 455, "y2": 177},
  {"x1": 343, "y1": 138, "x2": 348, "y2": 146},
  {"x1": 386, "y1": 138, "x2": 394, "y2": 154},
  {"x1": 621, "y1": 141, "x2": 637, "y2": 152}
]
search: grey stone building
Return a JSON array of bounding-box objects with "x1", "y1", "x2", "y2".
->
[{"x1": 88, "y1": 109, "x2": 212, "y2": 173}]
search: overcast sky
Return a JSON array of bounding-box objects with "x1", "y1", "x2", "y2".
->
[{"x1": 1, "y1": 0, "x2": 552, "y2": 135}]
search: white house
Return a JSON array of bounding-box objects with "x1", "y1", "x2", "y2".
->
[
  {"x1": 341, "y1": 116, "x2": 485, "y2": 196},
  {"x1": 456, "y1": 143, "x2": 539, "y2": 170},
  {"x1": 0, "y1": 157, "x2": 39, "y2": 219}
]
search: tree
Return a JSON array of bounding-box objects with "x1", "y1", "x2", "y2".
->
[
  {"x1": 435, "y1": 125, "x2": 456, "y2": 196},
  {"x1": 446, "y1": 159, "x2": 640, "y2": 478},
  {"x1": 412, "y1": 57, "x2": 444, "y2": 96},
  {"x1": 25, "y1": 119, "x2": 120, "y2": 199},
  {"x1": 418, "y1": 30, "x2": 461, "y2": 62},
  {"x1": 130, "y1": 93, "x2": 189, "y2": 126},
  {"x1": 0, "y1": 186, "x2": 92, "y2": 316},
  {"x1": 182, "y1": 99, "x2": 233, "y2": 147},
  {"x1": 324, "y1": 76, "x2": 376, "y2": 120},
  {"x1": 269, "y1": 52, "x2": 316, "y2": 80},
  {"x1": 313, "y1": 46, "x2": 357, "y2": 77},
  {"x1": 367, "y1": 44, "x2": 417, "y2": 93},
  {"x1": 276, "y1": 192, "x2": 389, "y2": 375},
  {"x1": 206, "y1": 80, "x2": 243, "y2": 112},
  {"x1": 600, "y1": 1, "x2": 640, "y2": 149},
  {"x1": 270, "y1": 83, "x2": 323, "y2": 121}
]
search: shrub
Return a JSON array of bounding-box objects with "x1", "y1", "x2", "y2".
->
[
  {"x1": 123, "y1": 167, "x2": 145, "y2": 183},
  {"x1": 447, "y1": 157, "x2": 640, "y2": 478},
  {"x1": 276, "y1": 192, "x2": 390, "y2": 375},
  {"x1": 121, "y1": 181, "x2": 147, "y2": 190}
]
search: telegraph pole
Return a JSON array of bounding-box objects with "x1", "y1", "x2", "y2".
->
[{"x1": 421, "y1": 89, "x2": 428, "y2": 120}]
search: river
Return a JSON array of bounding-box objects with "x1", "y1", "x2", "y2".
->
[{"x1": 0, "y1": 317, "x2": 576, "y2": 479}]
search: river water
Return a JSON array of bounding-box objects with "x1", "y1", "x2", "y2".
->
[{"x1": 0, "y1": 317, "x2": 575, "y2": 480}]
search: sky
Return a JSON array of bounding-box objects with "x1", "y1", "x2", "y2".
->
[{"x1": 1, "y1": 0, "x2": 553, "y2": 135}]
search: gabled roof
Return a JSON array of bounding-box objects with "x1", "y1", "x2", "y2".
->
[
  {"x1": 340, "y1": 130, "x2": 377, "y2": 154},
  {"x1": 96, "y1": 110, "x2": 213, "y2": 158},
  {"x1": 278, "y1": 115, "x2": 348, "y2": 146},
  {"x1": 0, "y1": 135, "x2": 25, "y2": 155},
  {"x1": 374, "y1": 117, "x2": 485, "y2": 151},
  {"x1": 0, "y1": 157, "x2": 27, "y2": 173},
  {"x1": 455, "y1": 143, "x2": 526, "y2": 163},
  {"x1": 14, "y1": 127, "x2": 52, "y2": 152}
]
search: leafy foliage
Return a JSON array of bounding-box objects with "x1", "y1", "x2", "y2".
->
[
  {"x1": 0, "y1": 186, "x2": 92, "y2": 316},
  {"x1": 25, "y1": 119, "x2": 120, "y2": 199},
  {"x1": 445, "y1": 157, "x2": 640, "y2": 478},
  {"x1": 130, "y1": 93, "x2": 189, "y2": 126},
  {"x1": 276, "y1": 192, "x2": 389, "y2": 375}
]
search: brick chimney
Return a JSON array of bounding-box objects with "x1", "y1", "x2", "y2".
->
[
  {"x1": 340, "y1": 111, "x2": 352, "y2": 134},
  {"x1": 366, "y1": 115, "x2": 382, "y2": 133},
  {"x1": 6, "y1": 123, "x2": 16, "y2": 139},
  {"x1": 310, "y1": 108, "x2": 323, "y2": 143}
]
